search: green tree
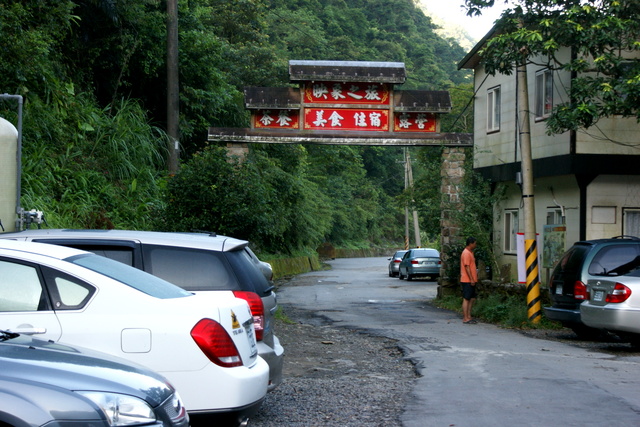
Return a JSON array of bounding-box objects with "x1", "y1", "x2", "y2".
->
[{"x1": 465, "y1": 0, "x2": 640, "y2": 133}]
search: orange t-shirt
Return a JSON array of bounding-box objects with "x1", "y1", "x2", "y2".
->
[{"x1": 460, "y1": 248, "x2": 477, "y2": 283}]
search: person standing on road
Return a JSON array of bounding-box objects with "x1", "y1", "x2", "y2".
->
[{"x1": 460, "y1": 236, "x2": 478, "y2": 324}]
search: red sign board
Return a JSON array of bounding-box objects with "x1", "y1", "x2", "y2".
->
[
  {"x1": 393, "y1": 112, "x2": 436, "y2": 132},
  {"x1": 304, "y1": 108, "x2": 389, "y2": 131},
  {"x1": 252, "y1": 109, "x2": 300, "y2": 129},
  {"x1": 303, "y1": 82, "x2": 390, "y2": 105}
]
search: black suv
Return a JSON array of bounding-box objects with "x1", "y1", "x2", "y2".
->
[{"x1": 544, "y1": 236, "x2": 640, "y2": 337}]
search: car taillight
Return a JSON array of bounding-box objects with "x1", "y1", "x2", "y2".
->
[
  {"x1": 574, "y1": 281, "x2": 588, "y2": 300},
  {"x1": 394, "y1": 259, "x2": 401, "y2": 263},
  {"x1": 606, "y1": 283, "x2": 632, "y2": 303},
  {"x1": 411, "y1": 260, "x2": 419, "y2": 264},
  {"x1": 233, "y1": 291, "x2": 264, "y2": 341},
  {"x1": 191, "y1": 318, "x2": 243, "y2": 368}
]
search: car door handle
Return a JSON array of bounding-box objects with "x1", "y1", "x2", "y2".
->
[{"x1": 9, "y1": 327, "x2": 47, "y2": 335}]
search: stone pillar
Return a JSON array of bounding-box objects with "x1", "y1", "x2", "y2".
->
[
  {"x1": 226, "y1": 142, "x2": 249, "y2": 162},
  {"x1": 439, "y1": 147, "x2": 466, "y2": 291}
]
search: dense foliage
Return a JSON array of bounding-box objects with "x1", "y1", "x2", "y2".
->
[
  {"x1": 1, "y1": 0, "x2": 474, "y2": 253},
  {"x1": 465, "y1": 0, "x2": 640, "y2": 134}
]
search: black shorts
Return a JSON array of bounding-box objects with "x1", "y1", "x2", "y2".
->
[{"x1": 461, "y1": 282, "x2": 477, "y2": 300}]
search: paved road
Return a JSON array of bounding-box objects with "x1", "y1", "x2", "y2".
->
[{"x1": 278, "y1": 257, "x2": 640, "y2": 427}]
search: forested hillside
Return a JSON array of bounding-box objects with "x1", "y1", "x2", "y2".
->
[{"x1": 0, "y1": 0, "x2": 473, "y2": 254}]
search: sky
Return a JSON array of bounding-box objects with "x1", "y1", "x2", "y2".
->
[{"x1": 419, "y1": 0, "x2": 510, "y2": 41}]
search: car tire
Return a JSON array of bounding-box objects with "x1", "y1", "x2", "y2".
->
[
  {"x1": 398, "y1": 271, "x2": 404, "y2": 280},
  {"x1": 389, "y1": 270, "x2": 393, "y2": 277},
  {"x1": 406, "y1": 274, "x2": 413, "y2": 281}
]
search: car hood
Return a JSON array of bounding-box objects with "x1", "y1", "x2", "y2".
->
[{"x1": 0, "y1": 335, "x2": 173, "y2": 407}]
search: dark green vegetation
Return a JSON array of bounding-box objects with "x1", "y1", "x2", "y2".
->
[
  {"x1": 0, "y1": 0, "x2": 476, "y2": 255},
  {"x1": 434, "y1": 293, "x2": 561, "y2": 330}
]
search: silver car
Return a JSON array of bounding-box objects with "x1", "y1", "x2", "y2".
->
[
  {"x1": 0, "y1": 229, "x2": 284, "y2": 391},
  {"x1": 398, "y1": 248, "x2": 441, "y2": 280},
  {"x1": 0, "y1": 331, "x2": 189, "y2": 427},
  {"x1": 388, "y1": 250, "x2": 407, "y2": 277},
  {"x1": 581, "y1": 271, "x2": 640, "y2": 341}
]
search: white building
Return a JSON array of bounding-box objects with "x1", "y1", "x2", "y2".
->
[{"x1": 459, "y1": 28, "x2": 640, "y2": 284}]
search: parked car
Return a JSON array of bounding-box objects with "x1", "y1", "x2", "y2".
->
[
  {"x1": 544, "y1": 236, "x2": 640, "y2": 338},
  {"x1": 388, "y1": 250, "x2": 407, "y2": 277},
  {"x1": 581, "y1": 270, "x2": 640, "y2": 342},
  {"x1": 0, "y1": 229, "x2": 284, "y2": 391},
  {"x1": 0, "y1": 330, "x2": 189, "y2": 427},
  {"x1": 0, "y1": 240, "x2": 269, "y2": 425},
  {"x1": 398, "y1": 248, "x2": 441, "y2": 280}
]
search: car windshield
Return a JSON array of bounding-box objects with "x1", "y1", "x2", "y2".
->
[{"x1": 66, "y1": 254, "x2": 192, "y2": 299}]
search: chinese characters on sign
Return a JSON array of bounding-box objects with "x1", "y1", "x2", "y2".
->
[
  {"x1": 249, "y1": 80, "x2": 439, "y2": 133},
  {"x1": 304, "y1": 108, "x2": 389, "y2": 131},
  {"x1": 253, "y1": 109, "x2": 300, "y2": 129},
  {"x1": 303, "y1": 82, "x2": 390, "y2": 105},
  {"x1": 393, "y1": 112, "x2": 436, "y2": 132}
]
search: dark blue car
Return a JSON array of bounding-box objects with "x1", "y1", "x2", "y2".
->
[{"x1": 0, "y1": 331, "x2": 189, "y2": 427}]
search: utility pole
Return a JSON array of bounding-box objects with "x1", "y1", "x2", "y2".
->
[
  {"x1": 517, "y1": 31, "x2": 542, "y2": 323},
  {"x1": 403, "y1": 148, "x2": 422, "y2": 248},
  {"x1": 166, "y1": 0, "x2": 180, "y2": 175}
]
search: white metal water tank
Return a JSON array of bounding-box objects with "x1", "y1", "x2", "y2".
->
[{"x1": 0, "y1": 116, "x2": 18, "y2": 232}]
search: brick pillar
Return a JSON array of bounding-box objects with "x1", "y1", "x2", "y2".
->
[{"x1": 439, "y1": 147, "x2": 466, "y2": 290}]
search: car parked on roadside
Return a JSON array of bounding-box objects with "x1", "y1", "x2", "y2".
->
[
  {"x1": 0, "y1": 330, "x2": 189, "y2": 427},
  {"x1": 581, "y1": 269, "x2": 640, "y2": 343},
  {"x1": 0, "y1": 229, "x2": 284, "y2": 391},
  {"x1": 544, "y1": 236, "x2": 640, "y2": 338},
  {"x1": 388, "y1": 250, "x2": 407, "y2": 277},
  {"x1": 398, "y1": 248, "x2": 441, "y2": 280},
  {"x1": 0, "y1": 240, "x2": 268, "y2": 425}
]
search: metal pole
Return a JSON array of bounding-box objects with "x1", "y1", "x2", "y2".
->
[{"x1": 516, "y1": 47, "x2": 542, "y2": 323}]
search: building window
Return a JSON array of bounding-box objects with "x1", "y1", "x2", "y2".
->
[
  {"x1": 546, "y1": 208, "x2": 564, "y2": 225},
  {"x1": 504, "y1": 210, "x2": 519, "y2": 253},
  {"x1": 623, "y1": 209, "x2": 640, "y2": 238},
  {"x1": 487, "y1": 86, "x2": 500, "y2": 132},
  {"x1": 535, "y1": 69, "x2": 553, "y2": 119}
]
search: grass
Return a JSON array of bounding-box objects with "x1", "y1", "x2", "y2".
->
[{"x1": 433, "y1": 293, "x2": 563, "y2": 330}]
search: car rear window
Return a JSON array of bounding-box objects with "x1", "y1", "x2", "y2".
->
[
  {"x1": 142, "y1": 245, "x2": 242, "y2": 292},
  {"x1": 588, "y1": 244, "x2": 640, "y2": 276},
  {"x1": 553, "y1": 244, "x2": 590, "y2": 276},
  {"x1": 67, "y1": 254, "x2": 191, "y2": 299},
  {"x1": 412, "y1": 249, "x2": 439, "y2": 258},
  {"x1": 225, "y1": 249, "x2": 272, "y2": 296}
]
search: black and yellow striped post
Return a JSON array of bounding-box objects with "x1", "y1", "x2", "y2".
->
[{"x1": 525, "y1": 238, "x2": 542, "y2": 322}]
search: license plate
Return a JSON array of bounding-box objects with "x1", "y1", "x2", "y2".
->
[
  {"x1": 243, "y1": 320, "x2": 258, "y2": 358},
  {"x1": 555, "y1": 285, "x2": 563, "y2": 295},
  {"x1": 594, "y1": 290, "x2": 605, "y2": 302},
  {"x1": 422, "y1": 261, "x2": 435, "y2": 266}
]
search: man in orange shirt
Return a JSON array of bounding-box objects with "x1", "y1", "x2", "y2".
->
[{"x1": 460, "y1": 236, "x2": 478, "y2": 324}]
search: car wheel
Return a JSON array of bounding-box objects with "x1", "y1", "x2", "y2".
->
[
  {"x1": 406, "y1": 274, "x2": 413, "y2": 281},
  {"x1": 389, "y1": 270, "x2": 393, "y2": 277},
  {"x1": 398, "y1": 271, "x2": 404, "y2": 280}
]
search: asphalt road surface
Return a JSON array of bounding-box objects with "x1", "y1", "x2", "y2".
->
[{"x1": 277, "y1": 257, "x2": 640, "y2": 427}]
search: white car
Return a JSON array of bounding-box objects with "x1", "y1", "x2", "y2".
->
[{"x1": 0, "y1": 240, "x2": 268, "y2": 424}]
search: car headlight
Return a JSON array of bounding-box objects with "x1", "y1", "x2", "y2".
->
[{"x1": 76, "y1": 392, "x2": 156, "y2": 426}]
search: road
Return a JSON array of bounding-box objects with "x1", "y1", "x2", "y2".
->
[{"x1": 277, "y1": 257, "x2": 640, "y2": 427}]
